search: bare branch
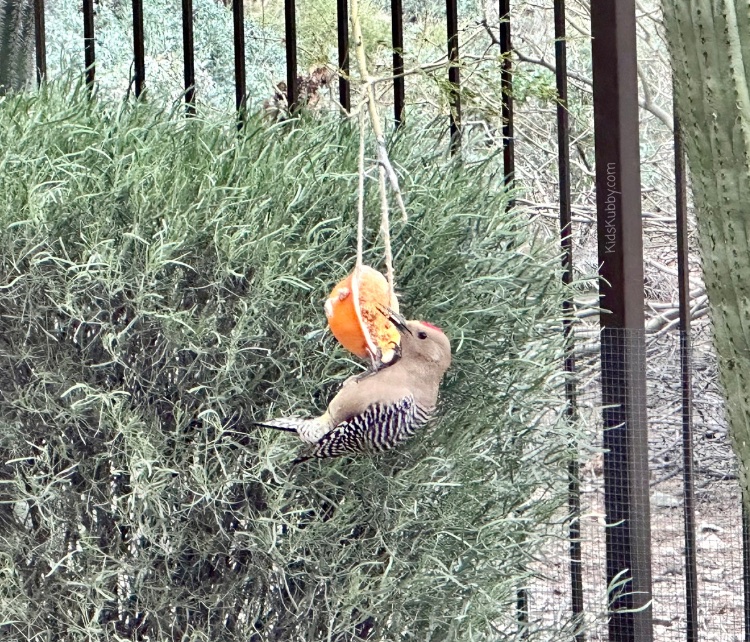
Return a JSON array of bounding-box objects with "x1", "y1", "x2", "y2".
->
[{"x1": 514, "y1": 51, "x2": 673, "y2": 129}]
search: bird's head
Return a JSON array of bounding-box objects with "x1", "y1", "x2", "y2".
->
[{"x1": 386, "y1": 312, "x2": 452, "y2": 375}]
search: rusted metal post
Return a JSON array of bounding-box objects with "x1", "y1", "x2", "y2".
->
[
  {"x1": 82, "y1": 0, "x2": 95, "y2": 89},
  {"x1": 499, "y1": 0, "x2": 513, "y2": 185},
  {"x1": 391, "y1": 0, "x2": 404, "y2": 126},
  {"x1": 590, "y1": 2, "x2": 653, "y2": 640},
  {"x1": 285, "y1": 0, "x2": 298, "y2": 111},
  {"x1": 336, "y1": 0, "x2": 350, "y2": 112},
  {"x1": 446, "y1": 0, "x2": 460, "y2": 151},
  {"x1": 132, "y1": 0, "x2": 145, "y2": 98},
  {"x1": 182, "y1": 0, "x2": 196, "y2": 113},
  {"x1": 33, "y1": 0, "x2": 46, "y2": 85}
]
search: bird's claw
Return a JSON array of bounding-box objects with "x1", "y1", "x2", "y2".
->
[{"x1": 357, "y1": 341, "x2": 401, "y2": 381}]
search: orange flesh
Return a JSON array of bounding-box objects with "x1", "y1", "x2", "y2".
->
[{"x1": 325, "y1": 266, "x2": 400, "y2": 361}]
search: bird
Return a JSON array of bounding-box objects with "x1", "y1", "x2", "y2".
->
[
  {"x1": 254, "y1": 315, "x2": 451, "y2": 462},
  {"x1": 324, "y1": 266, "x2": 402, "y2": 368}
]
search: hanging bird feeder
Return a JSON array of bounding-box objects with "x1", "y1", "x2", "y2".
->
[
  {"x1": 325, "y1": 265, "x2": 401, "y2": 366},
  {"x1": 323, "y1": 97, "x2": 409, "y2": 368}
]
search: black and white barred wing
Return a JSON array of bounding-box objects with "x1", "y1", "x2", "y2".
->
[{"x1": 307, "y1": 396, "x2": 433, "y2": 460}]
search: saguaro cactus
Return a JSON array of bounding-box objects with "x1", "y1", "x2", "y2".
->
[
  {"x1": 662, "y1": 1, "x2": 750, "y2": 503},
  {"x1": 0, "y1": 0, "x2": 34, "y2": 94}
]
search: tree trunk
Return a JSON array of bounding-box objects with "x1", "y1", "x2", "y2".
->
[
  {"x1": 0, "y1": 0, "x2": 35, "y2": 94},
  {"x1": 662, "y1": 0, "x2": 750, "y2": 502}
]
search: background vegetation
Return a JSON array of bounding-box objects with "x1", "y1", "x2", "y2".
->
[
  {"x1": 0, "y1": 81, "x2": 581, "y2": 640},
  {"x1": 0, "y1": 0, "x2": 34, "y2": 94}
]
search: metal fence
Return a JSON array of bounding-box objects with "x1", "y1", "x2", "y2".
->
[{"x1": 26, "y1": 1, "x2": 747, "y2": 640}]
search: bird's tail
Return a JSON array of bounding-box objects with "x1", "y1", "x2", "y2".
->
[
  {"x1": 251, "y1": 419, "x2": 300, "y2": 433},
  {"x1": 220, "y1": 413, "x2": 298, "y2": 434},
  {"x1": 228, "y1": 414, "x2": 328, "y2": 444}
]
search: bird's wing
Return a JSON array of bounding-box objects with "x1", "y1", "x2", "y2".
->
[{"x1": 302, "y1": 395, "x2": 432, "y2": 461}]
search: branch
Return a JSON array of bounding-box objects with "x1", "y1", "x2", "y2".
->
[{"x1": 513, "y1": 51, "x2": 673, "y2": 130}]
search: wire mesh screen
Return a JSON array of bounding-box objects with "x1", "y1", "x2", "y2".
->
[
  {"x1": 526, "y1": 325, "x2": 745, "y2": 640},
  {"x1": 653, "y1": 329, "x2": 743, "y2": 640}
]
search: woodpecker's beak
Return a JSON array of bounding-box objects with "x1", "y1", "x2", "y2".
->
[{"x1": 378, "y1": 305, "x2": 411, "y2": 335}]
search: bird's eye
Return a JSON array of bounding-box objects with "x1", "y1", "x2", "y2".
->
[{"x1": 417, "y1": 331, "x2": 428, "y2": 340}]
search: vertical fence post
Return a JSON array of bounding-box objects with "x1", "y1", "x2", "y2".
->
[
  {"x1": 391, "y1": 0, "x2": 404, "y2": 126},
  {"x1": 499, "y1": 0, "x2": 513, "y2": 186},
  {"x1": 336, "y1": 0, "x2": 350, "y2": 112},
  {"x1": 673, "y1": 91, "x2": 699, "y2": 642},
  {"x1": 285, "y1": 0, "x2": 298, "y2": 111},
  {"x1": 132, "y1": 0, "x2": 145, "y2": 98},
  {"x1": 446, "y1": 0, "x2": 460, "y2": 151},
  {"x1": 182, "y1": 0, "x2": 196, "y2": 113},
  {"x1": 554, "y1": 1, "x2": 583, "y2": 638},
  {"x1": 82, "y1": 0, "x2": 95, "y2": 89},
  {"x1": 33, "y1": 0, "x2": 46, "y2": 86},
  {"x1": 590, "y1": 2, "x2": 653, "y2": 641},
  {"x1": 232, "y1": 0, "x2": 246, "y2": 125}
]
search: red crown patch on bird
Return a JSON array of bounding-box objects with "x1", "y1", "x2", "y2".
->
[{"x1": 420, "y1": 321, "x2": 443, "y2": 333}]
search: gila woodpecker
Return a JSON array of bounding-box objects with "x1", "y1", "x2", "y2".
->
[{"x1": 255, "y1": 317, "x2": 451, "y2": 462}]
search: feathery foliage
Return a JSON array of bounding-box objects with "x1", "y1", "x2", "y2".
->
[
  {"x1": 0, "y1": 82, "x2": 580, "y2": 640},
  {"x1": 0, "y1": 0, "x2": 34, "y2": 94}
]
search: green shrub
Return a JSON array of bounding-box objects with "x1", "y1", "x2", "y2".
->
[
  {"x1": 0, "y1": 0, "x2": 34, "y2": 94},
  {"x1": 0, "y1": 82, "x2": 576, "y2": 641}
]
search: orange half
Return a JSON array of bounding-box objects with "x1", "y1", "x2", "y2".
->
[{"x1": 324, "y1": 266, "x2": 400, "y2": 364}]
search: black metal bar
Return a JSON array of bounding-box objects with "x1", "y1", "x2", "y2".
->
[
  {"x1": 517, "y1": 587, "x2": 528, "y2": 638},
  {"x1": 555, "y1": 1, "x2": 583, "y2": 638},
  {"x1": 673, "y1": 90, "x2": 699, "y2": 642},
  {"x1": 33, "y1": 0, "x2": 46, "y2": 85},
  {"x1": 285, "y1": 0, "x2": 298, "y2": 111},
  {"x1": 446, "y1": 0, "x2": 460, "y2": 151},
  {"x1": 336, "y1": 0, "x2": 350, "y2": 112},
  {"x1": 567, "y1": 462, "x2": 583, "y2": 641},
  {"x1": 591, "y1": 2, "x2": 653, "y2": 641},
  {"x1": 391, "y1": 0, "x2": 404, "y2": 126},
  {"x1": 499, "y1": 0, "x2": 513, "y2": 185},
  {"x1": 82, "y1": 0, "x2": 95, "y2": 89},
  {"x1": 132, "y1": 0, "x2": 145, "y2": 98},
  {"x1": 182, "y1": 0, "x2": 196, "y2": 113},
  {"x1": 232, "y1": 0, "x2": 246, "y2": 124}
]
